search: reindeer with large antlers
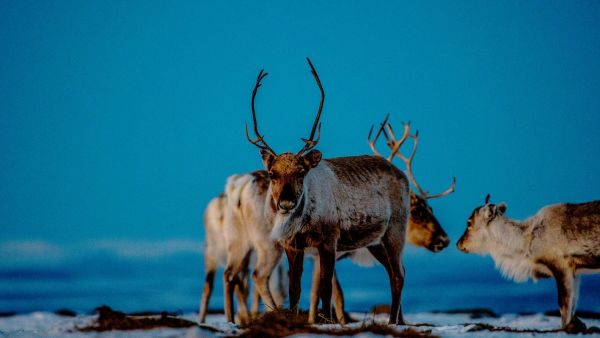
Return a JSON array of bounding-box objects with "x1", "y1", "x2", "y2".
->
[
  {"x1": 306, "y1": 115, "x2": 455, "y2": 323},
  {"x1": 245, "y1": 58, "x2": 410, "y2": 324},
  {"x1": 368, "y1": 115, "x2": 455, "y2": 252}
]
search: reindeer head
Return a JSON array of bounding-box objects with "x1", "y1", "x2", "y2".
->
[
  {"x1": 457, "y1": 194, "x2": 507, "y2": 253},
  {"x1": 368, "y1": 115, "x2": 455, "y2": 252},
  {"x1": 407, "y1": 192, "x2": 450, "y2": 252},
  {"x1": 245, "y1": 58, "x2": 324, "y2": 214}
]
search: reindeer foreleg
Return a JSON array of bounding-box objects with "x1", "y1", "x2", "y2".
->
[
  {"x1": 308, "y1": 256, "x2": 320, "y2": 323},
  {"x1": 317, "y1": 243, "x2": 336, "y2": 322},
  {"x1": 285, "y1": 246, "x2": 304, "y2": 312}
]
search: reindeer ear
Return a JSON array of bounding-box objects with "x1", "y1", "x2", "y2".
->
[
  {"x1": 483, "y1": 205, "x2": 495, "y2": 219},
  {"x1": 497, "y1": 203, "x2": 507, "y2": 214},
  {"x1": 302, "y1": 149, "x2": 322, "y2": 169},
  {"x1": 260, "y1": 149, "x2": 275, "y2": 170}
]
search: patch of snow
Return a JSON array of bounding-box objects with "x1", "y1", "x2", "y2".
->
[{"x1": 1, "y1": 312, "x2": 599, "y2": 337}]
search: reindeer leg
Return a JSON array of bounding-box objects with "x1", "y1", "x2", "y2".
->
[
  {"x1": 285, "y1": 247, "x2": 304, "y2": 312},
  {"x1": 250, "y1": 283, "x2": 261, "y2": 315},
  {"x1": 317, "y1": 244, "x2": 336, "y2": 322},
  {"x1": 368, "y1": 243, "x2": 404, "y2": 325},
  {"x1": 389, "y1": 255, "x2": 405, "y2": 325},
  {"x1": 571, "y1": 275, "x2": 580, "y2": 319},
  {"x1": 308, "y1": 255, "x2": 320, "y2": 323},
  {"x1": 332, "y1": 270, "x2": 347, "y2": 324},
  {"x1": 383, "y1": 235, "x2": 405, "y2": 325},
  {"x1": 310, "y1": 257, "x2": 346, "y2": 324},
  {"x1": 198, "y1": 265, "x2": 216, "y2": 323},
  {"x1": 223, "y1": 266, "x2": 236, "y2": 323},
  {"x1": 271, "y1": 260, "x2": 288, "y2": 308},
  {"x1": 545, "y1": 261, "x2": 585, "y2": 332},
  {"x1": 253, "y1": 244, "x2": 282, "y2": 312},
  {"x1": 233, "y1": 251, "x2": 252, "y2": 324},
  {"x1": 223, "y1": 246, "x2": 251, "y2": 323}
]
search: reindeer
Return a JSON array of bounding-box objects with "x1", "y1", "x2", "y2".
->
[
  {"x1": 306, "y1": 115, "x2": 455, "y2": 323},
  {"x1": 221, "y1": 172, "x2": 288, "y2": 323},
  {"x1": 199, "y1": 194, "x2": 227, "y2": 323},
  {"x1": 367, "y1": 114, "x2": 454, "y2": 252},
  {"x1": 199, "y1": 181, "x2": 288, "y2": 324},
  {"x1": 457, "y1": 194, "x2": 600, "y2": 332},
  {"x1": 245, "y1": 58, "x2": 410, "y2": 324}
]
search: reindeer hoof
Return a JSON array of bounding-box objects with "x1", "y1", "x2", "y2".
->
[{"x1": 564, "y1": 317, "x2": 587, "y2": 334}]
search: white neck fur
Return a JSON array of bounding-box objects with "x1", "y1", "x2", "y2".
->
[{"x1": 484, "y1": 216, "x2": 534, "y2": 282}]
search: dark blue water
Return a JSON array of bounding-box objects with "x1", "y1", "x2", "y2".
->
[{"x1": 1, "y1": 244, "x2": 598, "y2": 315}]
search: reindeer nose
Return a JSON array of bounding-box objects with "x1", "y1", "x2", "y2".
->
[
  {"x1": 277, "y1": 200, "x2": 296, "y2": 213},
  {"x1": 456, "y1": 238, "x2": 467, "y2": 252},
  {"x1": 431, "y1": 235, "x2": 450, "y2": 252}
]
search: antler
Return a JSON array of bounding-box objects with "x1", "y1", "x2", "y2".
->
[
  {"x1": 245, "y1": 69, "x2": 276, "y2": 155},
  {"x1": 367, "y1": 114, "x2": 411, "y2": 162},
  {"x1": 297, "y1": 57, "x2": 325, "y2": 156},
  {"x1": 385, "y1": 123, "x2": 456, "y2": 200}
]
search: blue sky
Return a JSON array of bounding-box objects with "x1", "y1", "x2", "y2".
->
[{"x1": 1, "y1": 1, "x2": 599, "y2": 248}]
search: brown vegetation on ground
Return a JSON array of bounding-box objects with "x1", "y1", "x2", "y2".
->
[
  {"x1": 78, "y1": 306, "x2": 199, "y2": 332},
  {"x1": 236, "y1": 309, "x2": 435, "y2": 338}
]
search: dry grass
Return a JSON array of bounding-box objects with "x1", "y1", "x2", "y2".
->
[
  {"x1": 234, "y1": 309, "x2": 436, "y2": 338},
  {"x1": 78, "y1": 306, "x2": 198, "y2": 332}
]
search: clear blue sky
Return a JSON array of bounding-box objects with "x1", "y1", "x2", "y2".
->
[{"x1": 1, "y1": 1, "x2": 599, "y2": 246}]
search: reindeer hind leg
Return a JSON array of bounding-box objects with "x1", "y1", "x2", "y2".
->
[
  {"x1": 198, "y1": 265, "x2": 216, "y2": 323},
  {"x1": 252, "y1": 245, "x2": 282, "y2": 312},
  {"x1": 332, "y1": 269, "x2": 347, "y2": 324},
  {"x1": 547, "y1": 263, "x2": 586, "y2": 332},
  {"x1": 308, "y1": 256, "x2": 320, "y2": 324}
]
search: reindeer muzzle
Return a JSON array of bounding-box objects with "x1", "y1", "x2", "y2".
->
[
  {"x1": 277, "y1": 200, "x2": 296, "y2": 214},
  {"x1": 429, "y1": 234, "x2": 450, "y2": 252}
]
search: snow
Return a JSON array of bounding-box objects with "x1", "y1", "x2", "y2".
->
[{"x1": 1, "y1": 312, "x2": 599, "y2": 338}]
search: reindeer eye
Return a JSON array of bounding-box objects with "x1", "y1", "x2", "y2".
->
[{"x1": 268, "y1": 172, "x2": 278, "y2": 180}]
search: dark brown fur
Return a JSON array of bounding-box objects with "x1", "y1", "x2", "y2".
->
[{"x1": 325, "y1": 155, "x2": 405, "y2": 183}]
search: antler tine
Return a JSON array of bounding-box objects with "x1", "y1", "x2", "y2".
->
[
  {"x1": 245, "y1": 123, "x2": 271, "y2": 151},
  {"x1": 390, "y1": 130, "x2": 456, "y2": 199},
  {"x1": 297, "y1": 57, "x2": 325, "y2": 156},
  {"x1": 394, "y1": 130, "x2": 429, "y2": 197},
  {"x1": 425, "y1": 176, "x2": 456, "y2": 199},
  {"x1": 384, "y1": 122, "x2": 411, "y2": 162},
  {"x1": 367, "y1": 114, "x2": 390, "y2": 158},
  {"x1": 300, "y1": 122, "x2": 321, "y2": 146},
  {"x1": 246, "y1": 69, "x2": 276, "y2": 154}
]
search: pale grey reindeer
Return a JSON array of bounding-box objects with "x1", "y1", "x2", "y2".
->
[
  {"x1": 245, "y1": 58, "x2": 410, "y2": 324},
  {"x1": 198, "y1": 194, "x2": 244, "y2": 322},
  {"x1": 306, "y1": 115, "x2": 456, "y2": 324},
  {"x1": 199, "y1": 184, "x2": 287, "y2": 324},
  {"x1": 457, "y1": 194, "x2": 600, "y2": 332},
  {"x1": 221, "y1": 172, "x2": 288, "y2": 323}
]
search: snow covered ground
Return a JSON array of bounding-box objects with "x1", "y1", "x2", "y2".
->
[
  {"x1": 1, "y1": 311, "x2": 599, "y2": 338},
  {"x1": 2, "y1": 242, "x2": 599, "y2": 337}
]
